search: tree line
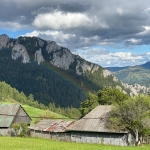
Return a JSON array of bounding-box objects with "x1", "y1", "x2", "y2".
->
[{"x1": 0, "y1": 81, "x2": 81, "y2": 119}]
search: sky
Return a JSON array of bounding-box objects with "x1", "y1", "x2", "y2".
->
[{"x1": 1, "y1": 0, "x2": 150, "y2": 67}]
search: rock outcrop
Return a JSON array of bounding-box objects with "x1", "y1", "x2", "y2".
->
[
  {"x1": 35, "y1": 48, "x2": 44, "y2": 65},
  {"x1": 12, "y1": 44, "x2": 30, "y2": 63},
  {"x1": 0, "y1": 34, "x2": 9, "y2": 49},
  {"x1": 1, "y1": 34, "x2": 150, "y2": 97}
]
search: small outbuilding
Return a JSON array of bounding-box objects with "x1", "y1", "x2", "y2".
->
[
  {"x1": 29, "y1": 119, "x2": 74, "y2": 141},
  {"x1": 67, "y1": 105, "x2": 129, "y2": 146},
  {"x1": 0, "y1": 104, "x2": 31, "y2": 136}
]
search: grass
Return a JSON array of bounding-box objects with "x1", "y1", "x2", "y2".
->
[
  {"x1": 22, "y1": 104, "x2": 67, "y2": 125},
  {"x1": 0, "y1": 137, "x2": 150, "y2": 150},
  {"x1": 2, "y1": 101, "x2": 67, "y2": 125}
]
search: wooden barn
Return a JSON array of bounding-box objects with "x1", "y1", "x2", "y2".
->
[
  {"x1": 0, "y1": 104, "x2": 31, "y2": 136},
  {"x1": 67, "y1": 105, "x2": 130, "y2": 146},
  {"x1": 29, "y1": 119, "x2": 74, "y2": 141}
]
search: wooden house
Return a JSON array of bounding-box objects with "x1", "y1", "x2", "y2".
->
[
  {"x1": 67, "y1": 105, "x2": 130, "y2": 146},
  {"x1": 29, "y1": 105, "x2": 133, "y2": 146},
  {"x1": 0, "y1": 104, "x2": 31, "y2": 136}
]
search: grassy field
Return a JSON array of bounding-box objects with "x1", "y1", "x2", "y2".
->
[
  {"x1": 22, "y1": 104, "x2": 67, "y2": 125},
  {"x1": 0, "y1": 137, "x2": 150, "y2": 150},
  {"x1": 2, "y1": 101, "x2": 67, "y2": 125}
]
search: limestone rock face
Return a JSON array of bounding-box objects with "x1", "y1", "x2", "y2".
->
[
  {"x1": 0, "y1": 34, "x2": 9, "y2": 49},
  {"x1": 1, "y1": 34, "x2": 150, "y2": 97},
  {"x1": 12, "y1": 44, "x2": 30, "y2": 63},
  {"x1": 35, "y1": 49, "x2": 44, "y2": 65},
  {"x1": 50, "y1": 48, "x2": 74, "y2": 70},
  {"x1": 103, "y1": 70, "x2": 112, "y2": 78},
  {"x1": 46, "y1": 41, "x2": 61, "y2": 53},
  {"x1": 37, "y1": 38, "x2": 44, "y2": 47},
  {"x1": 76, "y1": 60, "x2": 99, "y2": 75},
  {"x1": 123, "y1": 83, "x2": 150, "y2": 96}
]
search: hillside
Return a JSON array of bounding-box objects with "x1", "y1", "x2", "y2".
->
[
  {"x1": 0, "y1": 34, "x2": 142, "y2": 107},
  {"x1": 106, "y1": 62, "x2": 150, "y2": 87},
  {"x1": 0, "y1": 81, "x2": 81, "y2": 120}
]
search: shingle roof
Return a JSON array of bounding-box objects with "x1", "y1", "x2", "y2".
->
[
  {"x1": 67, "y1": 105, "x2": 126, "y2": 133},
  {"x1": 0, "y1": 104, "x2": 20, "y2": 127},
  {"x1": 29, "y1": 119, "x2": 74, "y2": 132}
]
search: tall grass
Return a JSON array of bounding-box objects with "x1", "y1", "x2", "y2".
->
[{"x1": 0, "y1": 137, "x2": 150, "y2": 150}]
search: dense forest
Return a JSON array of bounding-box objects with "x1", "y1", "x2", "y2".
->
[
  {"x1": 0, "y1": 81, "x2": 81, "y2": 119},
  {"x1": 0, "y1": 47, "x2": 125, "y2": 108}
]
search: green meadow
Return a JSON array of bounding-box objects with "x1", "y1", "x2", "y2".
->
[
  {"x1": 2, "y1": 101, "x2": 67, "y2": 125},
  {"x1": 22, "y1": 104, "x2": 67, "y2": 125},
  {"x1": 0, "y1": 137, "x2": 150, "y2": 150}
]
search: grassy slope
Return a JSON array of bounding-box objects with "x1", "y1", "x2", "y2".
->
[
  {"x1": 0, "y1": 137, "x2": 150, "y2": 150},
  {"x1": 114, "y1": 66, "x2": 150, "y2": 86},
  {"x1": 22, "y1": 104, "x2": 67, "y2": 125}
]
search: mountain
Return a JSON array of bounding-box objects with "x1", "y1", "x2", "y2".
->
[
  {"x1": 0, "y1": 34, "x2": 146, "y2": 107},
  {"x1": 106, "y1": 62, "x2": 150, "y2": 88}
]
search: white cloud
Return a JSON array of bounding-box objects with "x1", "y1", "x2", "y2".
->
[
  {"x1": 116, "y1": 8, "x2": 124, "y2": 15},
  {"x1": 125, "y1": 38, "x2": 142, "y2": 44},
  {"x1": 22, "y1": 30, "x2": 75, "y2": 43},
  {"x1": 143, "y1": 26, "x2": 150, "y2": 31},
  {"x1": 75, "y1": 48, "x2": 150, "y2": 67},
  {"x1": 32, "y1": 11, "x2": 92, "y2": 30},
  {"x1": 32, "y1": 10, "x2": 109, "y2": 30}
]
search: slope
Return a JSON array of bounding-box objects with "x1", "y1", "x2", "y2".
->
[
  {"x1": 0, "y1": 34, "x2": 132, "y2": 107},
  {"x1": 106, "y1": 62, "x2": 150, "y2": 87}
]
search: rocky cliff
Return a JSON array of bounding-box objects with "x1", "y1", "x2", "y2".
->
[{"x1": 0, "y1": 34, "x2": 149, "y2": 103}]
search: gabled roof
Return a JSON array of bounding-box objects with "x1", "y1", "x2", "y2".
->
[
  {"x1": 67, "y1": 105, "x2": 126, "y2": 133},
  {"x1": 0, "y1": 104, "x2": 31, "y2": 127},
  {"x1": 0, "y1": 104, "x2": 20, "y2": 127},
  {"x1": 0, "y1": 104, "x2": 20, "y2": 116},
  {"x1": 29, "y1": 119, "x2": 74, "y2": 132}
]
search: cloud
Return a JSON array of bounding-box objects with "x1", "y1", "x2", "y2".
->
[
  {"x1": 22, "y1": 30, "x2": 76, "y2": 45},
  {"x1": 116, "y1": 8, "x2": 124, "y2": 15},
  {"x1": 57, "y1": 1, "x2": 91, "y2": 12},
  {"x1": 0, "y1": 21, "x2": 29, "y2": 30},
  {"x1": 1, "y1": 0, "x2": 150, "y2": 67},
  {"x1": 75, "y1": 48, "x2": 150, "y2": 67},
  {"x1": 32, "y1": 11, "x2": 93, "y2": 30},
  {"x1": 31, "y1": 7, "x2": 55, "y2": 15}
]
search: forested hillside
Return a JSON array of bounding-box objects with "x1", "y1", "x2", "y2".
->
[
  {"x1": 0, "y1": 35, "x2": 132, "y2": 108},
  {"x1": 106, "y1": 62, "x2": 150, "y2": 87},
  {"x1": 0, "y1": 81, "x2": 81, "y2": 119}
]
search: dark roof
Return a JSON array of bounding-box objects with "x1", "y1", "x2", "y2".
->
[
  {"x1": 29, "y1": 119, "x2": 74, "y2": 132},
  {"x1": 67, "y1": 105, "x2": 126, "y2": 133}
]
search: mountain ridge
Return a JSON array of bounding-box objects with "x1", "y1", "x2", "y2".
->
[
  {"x1": 106, "y1": 62, "x2": 150, "y2": 88},
  {"x1": 0, "y1": 34, "x2": 149, "y2": 107}
]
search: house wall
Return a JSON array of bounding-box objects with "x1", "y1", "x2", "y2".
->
[
  {"x1": 70, "y1": 131, "x2": 128, "y2": 146},
  {"x1": 30, "y1": 129, "x2": 128, "y2": 146},
  {"x1": 12, "y1": 107, "x2": 31, "y2": 125},
  {"x1": 0, "y1": 128, "x2": 15, "y2": 136},
  {"x1": 30, "y1": 129, "x2": 71, "y2": 142}
]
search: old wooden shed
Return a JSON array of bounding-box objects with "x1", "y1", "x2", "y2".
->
[
  {"x1": 29, "y1": 119, "x2": 74, "y2": 141},
  {"x1": 67, "y1": 105, "x2": 129, "y2": 146},
  {"x1": 0, "y1": 104, "x2": 31, "y2": 136}
]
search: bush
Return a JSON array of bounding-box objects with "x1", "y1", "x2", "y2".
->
[{"x1": 12, "y1": 123, "x2": 28, "y2": 137}]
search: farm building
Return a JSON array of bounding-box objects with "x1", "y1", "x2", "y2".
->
[
  {"x1": 29, "y1": 119, "x2": 74, "y2": 141},
  {"x1": 0, "y1": 104, "x2": 31, "y2": 136},
  {"x1": 67, "y1": 105, "x2": 130, "y2": 146},
  {"x1": 29, "y1": 105, "x2": 132, "y2": 146}
]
